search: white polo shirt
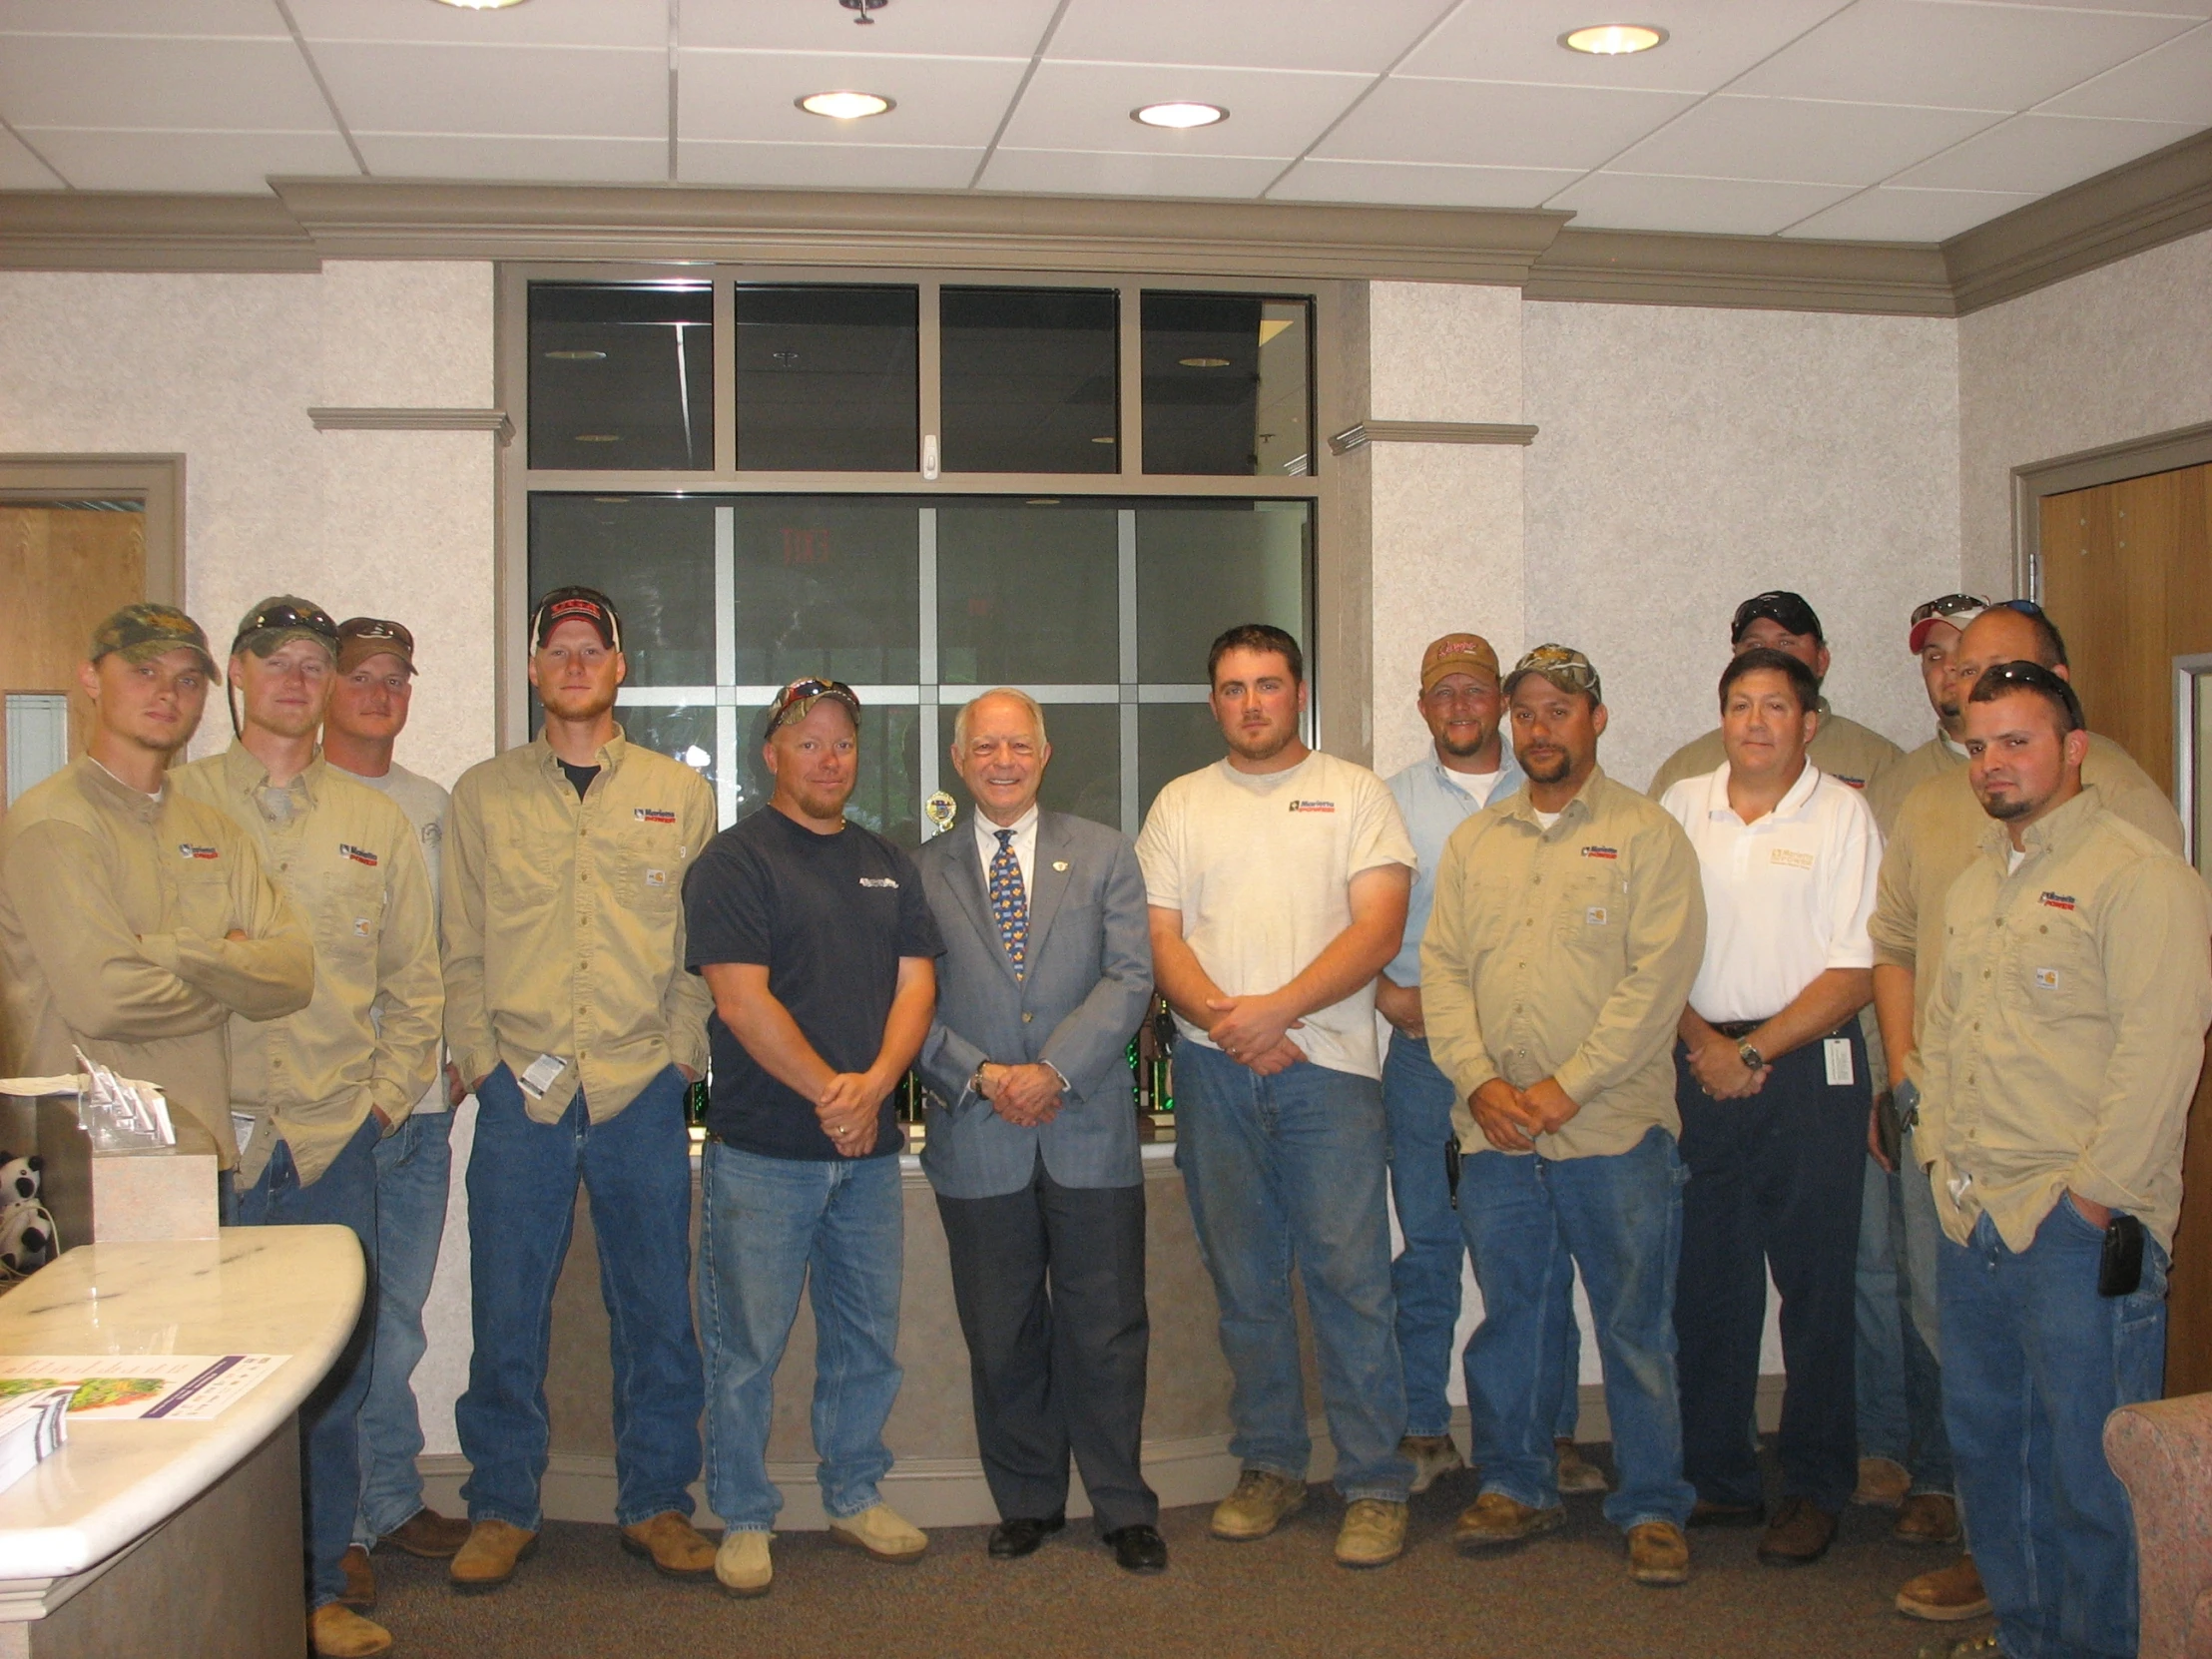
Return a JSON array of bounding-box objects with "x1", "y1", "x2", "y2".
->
[{"x1": 1659, "y1": 762, "x2": 1882, "y2": 1025}]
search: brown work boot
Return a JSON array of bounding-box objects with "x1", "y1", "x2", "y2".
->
[
  {"x1": 449, "y1": 1517, "x2": 538, "y2": 1592},
  {"x1": 382, "y1": 1505, "x2": 472, "y2": 1558},
  {"x1": 1398, "y1": 1433, "x2": 1465, "y2": 1494},
  {"x1": 1687, "y1": 1497, "x2": 1765, "y2": 1528},
  {"x1": 1757, "y1": 1494, "x2": 1839, "y2": 1566},
  {"x1": 309, "y1": 1603, "x2": 392, "y2": 1658},
  {"x1": 1894, "y1": 1492, "x2": 1962, "y2": 1546},
  {"x1": 620, "y1": 1510, "x2": 717, "y2": 1577},
  {"x1": 1555, "y1": 1437, "x2": 1608, "y2": 1494},
  {"x1": 1453, "y1": 1490, "x2": 1566, "y2": 1552},
  {"x1": 1896, "y1": 1554, "x2": 1991, "y2": 1621},
  {"x1": 337, "y1": 1544, "x2": 376, "y2": 1610},
  {"x1": 1854, "y1": 1455, "x2": 1911, "y2": 1507},
  {"x1": 1211, "y1": 1469, "x2": 1308, "y2": 1541},
  {"x1": 1626, "y1": 1520, "x2": 1690, "y2": 1586}
]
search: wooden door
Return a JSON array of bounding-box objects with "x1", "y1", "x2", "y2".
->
[{"x1": 2040, "y1": 460, "x2": 2212, "y2": 1397}]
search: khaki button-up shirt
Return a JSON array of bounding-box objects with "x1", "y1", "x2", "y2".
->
[
  {"x1": 1921, "y1": 787, "x2": 2212, "y2": 1254},
  {"x1": 1423, "y1": 767, "x2": 1707, "y2": 1161},
  {"x1": 174, "y1": 747, "x2": 442, "y2": 1185},
  {"x1": 1863, "y1": 732, "x2": 1961, "y2": 836},
  {"x1": 1649, "y1": 705, "x2": 1902, "y2": 801},
  {"x1": 443, "y1": 729, "x2": 715, "y2": 1124},
  {"x1": 0, "y1": 758, "x2": 312, "y2": 1167}
]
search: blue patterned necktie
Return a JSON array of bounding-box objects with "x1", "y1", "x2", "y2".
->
[{"x1": 989, "y1": 828, "x2": 1028, "y2": 980}]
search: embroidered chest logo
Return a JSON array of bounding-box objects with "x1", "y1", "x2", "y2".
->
[
  {"x1": 1835, "y1": 776, "x2": 1868, "y2": 790},
  {"x1": 2038, "y1": 890, "x2": 2077, "y2": 911},
  {"x1": 645, "y1": 869, "x2": 669, "y2": 888},
  {"x1": 352, "y1": 917, "x2": 372, "y2": 938},
  {"x1": 634, "y1": 808, "x2": 677, "y2": 825},
  {"x1": 1287, "y1": 800, "x2": 1336, "y2": 814},
  {"x1": 1585, "y1": 905, "x2": 1609, "y2": 926},
  {"x1": 337, "y1": 843, "x2": 379, "y2": 867},
  {"x1": 177, "y1": 842, "x2": 219, "y2": 860},
  {"x1": 1580, "y1": 844, "x2": 1618, "y2": 860},
  {"x1": 2033, "y1": 967, "x2": 2061, "y2": 990},
  {"x1": 858, "y1": 876, "x2": 899, "y2": 888},
  {"x1": 1770, "y1": 846, "x2": 1816, "y2": 870}
]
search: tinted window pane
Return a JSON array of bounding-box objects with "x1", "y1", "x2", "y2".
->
[
  {"x1": 735, "y1": 286, "x2": 917, "y2": 472},
  {"x1": 1141, "y1": 293, "x2": 1311, "y2": 477},
  {"x1": 528, "y1": 494, "x2": 715, "y2": 687},
  {"x1": 935, "y1": 701, "x2": 1121, "y2": 831},
  {"x1": 1138, "y1": 703, "x2": 1224, "y2": 820},
  {"x1": 936, "y1": 502, "x2": 1119, "y2": 685},
  {"x1": 730, "y1": 498, "x2": 919, "y2": 685},
  {"x1": 530, "y1": 283, "x2": 712, "y2": 471},
  {"x1": 617, "y1": 704, "x2": 718, "y2": 800},
  {"x1": 1135, "y1": 500, "x2": 1310, "y2": 684},
  {"x1": 941, "y1": 287, "x2": 1118, "y2": 474}
]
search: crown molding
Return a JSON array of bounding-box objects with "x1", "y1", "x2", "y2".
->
[
  {"x1": 308, "y1": 406, "x2": 512, "y2": 441},
  {"x1": 1525, "y1": 227, "x2": 1955, "y2": 315},
  {"x1": 1328, "y1": 421, "x2": 1538, "y2": 454},
  {"x1": 0, "y1": 192, "x2": 315, "y2": 273}
]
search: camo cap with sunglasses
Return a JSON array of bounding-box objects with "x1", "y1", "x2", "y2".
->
[
  {"x1": 767, "y1": 676, "x2": 861, "y2": 733},
  {"x1": 232, "y1": 595, "x2": 339, "y2": 660},
  {"x1": 1502, "y1": 644, "x2": 1602, "y2": 705},
  {"x1": 1907, "y1": 592, "x2": 1989, "y2": 653},
  {"x1": 335, "y1": 616, "x2": 417, "y2": 676}
]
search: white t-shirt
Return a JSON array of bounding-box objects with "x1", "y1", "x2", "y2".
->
[
  {"x1": 1440, "y1": 766, "x2": 1503, "y2": 806},
  {"x1": 1659, "y1": 762, "x2": 1881, "y2": 1025},
  {"x1": 1136, "y1": 750, "x2": 1414, "y2": 1080}
]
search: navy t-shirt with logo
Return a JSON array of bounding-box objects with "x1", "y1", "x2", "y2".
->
[{"x1": 683, "y1": 806, "x2": 942, "y2": 1159}]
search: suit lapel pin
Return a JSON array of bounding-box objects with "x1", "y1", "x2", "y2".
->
[{"x1": 1052, "y1": 859, "x2": 1069, "y2": 872}]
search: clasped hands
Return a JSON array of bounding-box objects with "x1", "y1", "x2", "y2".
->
[
  {"x1": 1205, "y1": 992, "x2": 1307, "y2": 1076},
  {"x1": 1470, "y1": 1076, "x2": 1580, "y2": 1153},
  {"x1": 977, "y1": 1062, "x2": 1064, "y2": 1128},
  {"x1": 1685, "y1": 1033, "x2": 1768, "y2": 1100}
]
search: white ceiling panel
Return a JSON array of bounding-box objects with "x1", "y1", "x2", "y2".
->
[
  {"x1": 678, "y1": 0, "x2": 1057, "y2": 59},
  {"x1": 1269, "y1": 156, "x2": 1580, "y2": 208},
  {"x1": 0, "y1": 0, "x2": 282, "y2": 36},
  {"x1": 1986, "y1": 0, "x2": 2210, "y2": 14},
  {"x1": 1895, "y1": 111, "x2": 2201, "y2": 194},
  {"x1": 1047, "y1": 0, "x2": 1449, "y2": 75},
  {"x1": 356, "y1": 133, "x2": 668, "y2": 185},
  {"x1": 0, "y1": 35, "x2": 334, "y2": 130},
  {"x1": 679, "y1": 49, "x2": 1026, "y2": 147},
  {"x1": 1403, "y1": 0, "x2": 1850, "y2": 94},
  {"x1": 1319, "y1": 77, "x2": 1697, "y2": 170},
  {"x1": 1546, "y1": 172, "x2": 1859, "y2": 235},
  {"x1": 1781, "y1": 184, "x2": 2036, "y2": 242},
  {"x1": 19, "y1": 127, "x2": 357, "y2": 192},
  {"x1": 1733, "y1": 0, "x2": 2196, "y2": 111},
  {"x1": 678, "y1": 139, "x2": 980, "y2": 190},
  {"x1": 2045, "y1": 22, "x2": 2212, "y2": 125},
  {"x1": 977, "y1": 147, "x2": 1292, "y2": 198},
  {"x1": 290, "y1": 0, "x2": 666, "y2": 49},
  {"x1": 1610, "y1": 95, "x2": 2004, "y2": 188},
  {"x1": 0, "y1": 123, "x2": 64, "y2": 187},
  {"x1": 312, "y1": 42, "x2": 666, "y2": 140},
  {"x1": 996, "y1": 61, "x2": 1369, "y2": 156}
]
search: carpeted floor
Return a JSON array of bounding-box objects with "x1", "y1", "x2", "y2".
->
[{"x1": 363, "y1": 1454, "x2": 1988, "y2": 1659}]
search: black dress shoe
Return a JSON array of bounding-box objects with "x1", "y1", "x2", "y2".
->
[
  {"x1": 1687, "y1": 1498, "x2": 1766, "y2": 1529},
  {"x1": 988, "y1": 1513, "x2": 1066, "y2": 1558},
  {"x1": 1104, "y1": 1524, "x2": 1168, "y2": 1575}
]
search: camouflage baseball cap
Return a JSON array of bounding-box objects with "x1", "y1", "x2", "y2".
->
[
  {"x1": 89, "y1": 604, "x2": 222, "y2": 682},
  {"x1": 232, "y1": 595, "x2": 339, "y2": 661},
  {"x1": 1502, "y1": 643, "x2": 1602, "y2": 705}
]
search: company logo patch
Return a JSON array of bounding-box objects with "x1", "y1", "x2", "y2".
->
[
  {"x1": 1835, "y1": 775, "x2": 1868, "y2": 790},
  {"x1": 338, "y1": 843, "x2": 378, "y2": 867},
  {"x1": 1585, "y1": 905, "x2": 1609, "y2": 926},
  {"x1": 2039, "y1": 890, "x2": 2077, "y2": 911},
  {"x1": 2033, "y1": 967, "x2": 2061, "y2": 990},
  {"x1": 858, "y1": 876, "x2": 899, "y2": 888},
  {"x1": 548, "y1": 596, "x2": 601, "y2": 621},
  {"x1": 1287, "y1": 800, "x2": 1336, "y2": 814},
  {"x1": 352, "y1": 917, "x2": 372, "y2": 939},
  {"x1": 645, "y1": 868, "x2": 669, "y2": 888},
  {"x1": 1770, "y1": 846, "x2": 1816, "y2": 870},
  {"x1": 634, "y1": 808, "x2": 676, "y2": 825},
  {"x1": 1580, "y1": 844, "x2": 1618, "y2": 860},
  {"x1": 177, "y1": 842, "x2": 219, "y2": 860}
]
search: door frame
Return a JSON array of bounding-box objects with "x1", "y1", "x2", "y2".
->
[
  {"x1": 0, "y1": 454, "x2": 186, "y2": 604},
  {"x1": 2013, "y1": 420, "x2": 2212, "y2": 601}
]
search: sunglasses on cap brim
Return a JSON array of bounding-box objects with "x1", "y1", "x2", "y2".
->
[{"x1": 234, "y1": 601, "x2": 339, "y2": 652}]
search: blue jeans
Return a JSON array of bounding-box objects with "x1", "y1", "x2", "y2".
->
[
  {"x1": 1940, "y1": 1201, "x2": 2167, "y2": 1659},
  {"x1": 234, "y1": 1112, "x2": 380, "y2": 1610},
  {"x1": 1857, "y1": 1148, "x2": 1955, "y2": 1496},
  {"x1": 354, "y1": 1106, "x2": 454, "y2": 1545},
  {"x1": 1384, "y1": 1033, "x2": 1581, "y2": 1441},
  {"x1": 1459, "y1": 1128, "x2": 1696, "y2": 1533},
  {"x1": 456, "y1": 1065, "x2": 703, "y2": 1531},
  {"x1": 699, "y1": 1143, "x2": 905, "y2": 1531},
  {"x1": 1174, "y1": 1044, "x2": 1411, "y2": 1501}
]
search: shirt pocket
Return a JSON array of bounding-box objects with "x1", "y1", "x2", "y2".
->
[
  {"x1": 166, "y1": 856, "x2": 239, "y2": 941},
  {"x1": 488, "y1": 819, "x2": 566, "y2": 906},
  {"x1": 614, "y1": 824, "x2": 684, "y2": 915},
  {"x1": 1554, "y1": 865, "x2": 1622, "y2": 954},
  {"x1": 2007, "y1": 907, "x2": 2101, "y2": 1020},
  {"x1": 305, "y1": 859, "x2": 386, "y2": 965}
]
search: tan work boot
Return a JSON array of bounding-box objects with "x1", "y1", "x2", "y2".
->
[
  {"x1": 1556, "y1": 1437, "x2": 1609, "y2": 1494},
  {"x1": 1453, "y1": 1490, "x2": 1566, "y2": 1552},
  {"x1": 828, "y1": 1503, "x2": 928, "y2": 1561},
  {"x1": 1334, "y1": 1498, "x2": 1407, "y2": 1568},
  {"x1": 337, "y1": 1544, "x2": 376, "y2": 1610},
  {"x1": 1916, "y1": 1638, "x2": 2002, "y2": 1659},
  {"x1": 1896, "y1": 1555, "x2": 1991, "y2": 1621},
  {"x1": 382, "y1": 1506, "x2": 472, "y2": 1558},
  {"x1": 1854, "y1": 1455, "x2": 1912, "y2": 1507},
  {"x1": 1626, "y1": 1520, "x2": 1690, "y2": 1587},
  {"x1": 1399, "y1": 1433, "x2": 1465, "y2": 1495},
  {"x1": 715, "y1": 1530, "x2": 773, "y2": 1598},
  {"x1": 448, "y1": 1517, "x2": 538, "y2": 1591},
  {"x1": 620, "y1": 1510, "x2": 716, "y2": 1577},
  {"x1": 1894, "y1": 1492, "x2": 1962, "y2": 1546},
  {"x1": 309, "y1": 1603, "x2": 392, "y2": 1658},
  {"x1": 1211, "y1": 1469, "x2": 1308, "y2": 1541}
]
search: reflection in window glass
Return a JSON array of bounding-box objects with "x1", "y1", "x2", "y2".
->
[
  {"x1": 935, "y1": 701, "x2": 1122, "y2": 832},
  {"x1": 735, "y1": 286, "x2": 917, "y2": 472},
  {"x1": 1135, "y1": 500, "x2": 1310, "y2": 684},
  {"x1": 529, "y1": 495, "x2": 715, "y2": 687},
  {"x1": 529, "y1": 282, "x2": 713, "y2": 472},
  {"x1": 936, "y1": 502, "x2": 1119, "y2": 686},
  {"x1": 941, "y1": 288, "x2": 1118, "y2": 474},
  {"x1": 1141, "y1": 293, "x2": 1311, "y2": 477},
  {"x1": 617, "y1": 703, "x2": 719, "y2": 798},
  {"x1": 1138, "y1": 703, "x2": 1227, "y2": 817},
  {"x1": 730, "y1": 498, "x2": 919, "y2": 686}
]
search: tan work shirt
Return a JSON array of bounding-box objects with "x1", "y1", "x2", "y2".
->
[
  {"x1": 1864, "y1": 732, "x2": 1961, "y2": 836},
  {"x1": 1868, "y1": 734, "x2": 2181, "y2": 1084},
  {"x1": 0, "y1": 758, "x2": 312, "y2": 1167},
  {"x1": 1920, "y1": 787, "x2": 2212, "y2": 1254},
  {"x1": 1422, "y1": 767, "x2": 1707, "y2": 1161},
  {"x1": 443, "y1": 729, "x2": 715, "y2": 1124},
  {"x1": 175, "y1": 747, "x2": 442, "y2": 1185},
  {"x1": 1649, "y1": 705, "x2": 1903, "y2": 802}
]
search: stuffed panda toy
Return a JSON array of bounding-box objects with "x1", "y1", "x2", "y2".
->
[{"x1": 0, "y1": 1153, "x2": 55, "y2": 1280}]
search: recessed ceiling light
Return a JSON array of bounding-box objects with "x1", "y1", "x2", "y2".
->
[
  {"x1": 431, "y1": 0, "x2": 531, "y2": 10},
  {"x1": 799, "y1": 91, "x2": 894, "y2": 120},
  {"x1": 1179, "y1": 356, "x2": 1232, "y2": 368},
  {"x1": 1560, "y1": 23, "x2": 1667, "y2": 54},
  {"x1": 1090, "y1": 435, "x2": 1118, "y2": 444},
  {"x1": 544, "y1": 349, "x2": 606, "y2": 360},
  {"x1": 1133, "y1": 102, "x2": 1228, "y2": 130}
]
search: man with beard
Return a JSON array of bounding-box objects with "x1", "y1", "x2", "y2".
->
[
  {"x1": 1137, "y1": 623, "x2": 1417, "y2": 1569},
  {"x1": 443, "y1": 586, "x2": 719, "y2": 1593},
  {"x1": 1424, "y1": 646, "x2": 1705, "y2": 1588}
]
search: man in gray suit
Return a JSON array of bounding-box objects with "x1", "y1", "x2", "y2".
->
[{"x1": 915, "y1": 688, "x2": 1164, "y2": 1576}]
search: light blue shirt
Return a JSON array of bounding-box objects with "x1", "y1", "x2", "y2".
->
[{"x1": 1384, "y1": 747, "x2": 1525, "y2": 986}]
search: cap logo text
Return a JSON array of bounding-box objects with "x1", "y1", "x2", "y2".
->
[{"x1": 858, "y1": 876, "x2": 899, "y2": 888}]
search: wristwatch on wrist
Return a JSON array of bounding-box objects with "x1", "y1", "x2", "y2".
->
[
  {"x1": 1736, "y1": 1040, "x2": 1765, "y2": 1073},
  {"x1": 971, "y1": 1062, "x2": 991, "y2": 1099}
]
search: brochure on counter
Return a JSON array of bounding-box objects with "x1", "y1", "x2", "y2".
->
[{"x1": 0, "y1": 1355, "x2": 287, "y2": 1421}]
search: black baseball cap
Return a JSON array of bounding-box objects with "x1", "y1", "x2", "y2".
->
[
  {"x1": 1730, "y1": 590, "x2": 1824, "y2": 644},
  {"x1": 531, "y1": 586, "x2": 622, "y2": 653}
]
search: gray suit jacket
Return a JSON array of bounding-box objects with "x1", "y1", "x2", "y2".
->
[{"x1": 914, "y1": 811, "x2": 1154, "y2": 1199}]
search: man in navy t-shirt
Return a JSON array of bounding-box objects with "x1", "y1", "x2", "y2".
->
[{"x1": 683, "y1": 677, "x2": 941, "y2": 1599}]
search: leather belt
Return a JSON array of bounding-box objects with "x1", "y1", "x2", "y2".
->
[{"x1": 1710, "y1": 1019, "x2": 1764, "y2": 1039}]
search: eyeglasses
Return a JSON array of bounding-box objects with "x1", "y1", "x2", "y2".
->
[
  {"x1": 237, "y1": 600, "x2": 338, "y2": 645},
  {"x1": 1910, "y1": 593, "x2": 1989, "y2": 625}
]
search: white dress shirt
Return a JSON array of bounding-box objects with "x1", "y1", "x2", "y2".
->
[
  {"x1": 972, "y1": 802, "x2": 1040, "y2": 901},
  {"x1": 1660, "y1": 762, "x2": 1882, "y2": 1025}
]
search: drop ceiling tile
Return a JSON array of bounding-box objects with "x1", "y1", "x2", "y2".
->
[
  {"x1": 1781, "y1": 184, "x2": 2035, "y2": 242},
  {"x1": 678, "y1": 0, "x2": 1057, "y2": 57},
  {"x1": 0, "y1": 123, "x2": 64, "y2": 187},
  {"x1": 1894, "y1": 111, "x2": 2203, "y2": 193},
  {"x1": 2045, "y1": 23, "x2": 2212, "y2": 124},
  {"x1": 0, "y1": 0, "x2": 282, "y2": 36},
  {"x1": 1047, "y1": 0, "x2": 1450, "y2": 75},
  {"x1": 18, "y1": 126, "x2": 356, "y2": 192},
  {"x1": 355, "y1": 133, "x2": 668, "y2": 184},
  {"x1": 678, "y1": 49, "x2": 1025, "y2": 146},
  {"x1": 1318, "y1": 77, "x2": 1697, "y2": 170},
  {"x1": 1986, "y1": 0, "x2": 2210, "y2": 14},
  {"x1": 311, "y1": 42, "x2": 666, "y2": 140},
  {"x1": 1732, "y1": 0, "x2": 2196, "y2": 111},
  {"x1": 1611, "y1": 95, "x2": 2004, "y2": 187},
  {"x1": 678, "y1": 139, "x2": 981, "y2": 189},
  {"x1": 1546, "y1": 172, "x2": 1858, "y2": 235},
  {"x1": 1402, "y1": 0, "x2": 1851, "y2": 94},
  {"x1": 1269, "y1": 156, "x2": 1581, "y2": 208},
  {"x1": 289, "y1": 0, "x2": 666, "y2": 49},
  {"x1": 0, "y1": 35, "x2": 333, "y2": 129},
  {"x1": 996, "y1": 60, "x2": 1369, "y2": 156},
  {"x1": 977, "y1": 147, "x2": 1290, "y2": 198}
]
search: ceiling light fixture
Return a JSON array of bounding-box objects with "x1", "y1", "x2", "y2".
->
[
  {"x1": 1133, "y1": 102, "x2": 1228, "y2": 130},
  {"x1": 1179, "y1": 356, "x2": 1232, "y2": 368},
  {"x1": 544, "y1": 349, "x2": 606, "y2": 360},
  {"x1": 799, "y1": 91, "x2": 894, "y2": 120},
  {"x1": 1560, "y1": 23, "x2": 1666, "y2": 54},
  {"x1": 430, "y1": 0, "x2": 531, "y2": 10}
]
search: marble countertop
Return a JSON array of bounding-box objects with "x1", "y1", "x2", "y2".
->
[{"x1": 0, "y1": 1228, "x2": 362, "y2": 1585}]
